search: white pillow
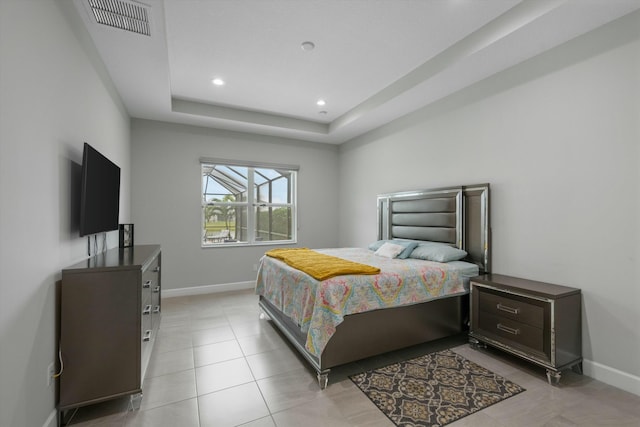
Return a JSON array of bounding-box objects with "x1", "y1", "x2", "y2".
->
[{"x1": 374, "y1": 242, "x2": 405, "y2": 258}]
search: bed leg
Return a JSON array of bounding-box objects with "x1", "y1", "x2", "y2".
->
[
  {"x1": 317, "y1": 371, "x2": 329, "y2": 390},
  {"x1": 469, "y1": 336, "x2": 486, "y2": 350}
]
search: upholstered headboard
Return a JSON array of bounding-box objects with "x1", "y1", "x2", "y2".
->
[{"x1": 377, "y1": 183, "x2": 490, "y2": 273}]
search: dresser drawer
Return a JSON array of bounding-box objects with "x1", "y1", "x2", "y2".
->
[
  {"x1": 142, "y1": 270, "x2": 157, "y2": 291},
  {"x1": 145, "y1": 255, "x2": 159, "y2": 273},
  {"x1": 141, "y1": 309, "x2": 153, "y2": 378},
  {"x1": 141, "y1": 280, "x2": 151, "y2": 314},
  {"x1": 478, "y1": 289, "x2": 545, "y2": 328},
  {"x1": 477, "y1": 312, "x2": 545, "y2": 354}
]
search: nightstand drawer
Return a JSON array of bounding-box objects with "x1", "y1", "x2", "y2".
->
[
  {"x1": 478, "y1": 312, "x2": 545, "y2": 353},
  {"x1": 478, "y1": 290, "x2": 544, "y2": 328}
]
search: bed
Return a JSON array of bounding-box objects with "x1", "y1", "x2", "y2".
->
[{"x1": 255, "y1": 183, "x2": 490, "y2": 388}]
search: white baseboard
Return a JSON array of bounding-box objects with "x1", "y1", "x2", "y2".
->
[
  {"x1": 43, "y1": 409, "x2": 57, "y2": 427},
  {"x1": 583, "y1": 358, "x2": 640, "y2": 396},
  {"x1": 162, "y1": 281, "x2": 255, "y2": 298}
]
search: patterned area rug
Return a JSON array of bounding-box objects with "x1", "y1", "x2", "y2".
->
[{"x1": 350, "y1": 349, "x2": 525, "y2": 427}]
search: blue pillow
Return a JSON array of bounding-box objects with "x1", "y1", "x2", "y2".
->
[
  {"x1": 409, "y1": 242, "x2": 467, "y2": 262},
  {"x1": 367, "y1": 240, "x2": 387, "y2": 251},
  {"x1": 367, "y1": 240, "x2": 418, "y2": 259}
]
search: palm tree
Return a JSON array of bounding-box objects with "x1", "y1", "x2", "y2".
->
[{"x1": 208, "y1": 195, "x2": 237, "y2": 237}]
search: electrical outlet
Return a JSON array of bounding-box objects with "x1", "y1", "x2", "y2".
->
[{"x1": 47, "y1": 362, "x2": 55, "y2": 387}]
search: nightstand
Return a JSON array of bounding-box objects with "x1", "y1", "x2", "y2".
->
[{"x1": 469, "y1": 274, "x2": 582, "y2": 384}]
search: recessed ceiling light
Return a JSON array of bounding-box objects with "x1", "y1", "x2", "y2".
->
[
  {"x1": 212, "y1": 78, "x2": 225, "y2": 86},
  {"x1": 316, "y1": 99, "x2": 326, "y2": 106},
  {"x1": 301, "y1": 41, "x2": 315, "y2": 51}
]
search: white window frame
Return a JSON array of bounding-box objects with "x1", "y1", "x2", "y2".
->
[{"x1": 201, "y1": 158, "x2": 298, "y2": 247}]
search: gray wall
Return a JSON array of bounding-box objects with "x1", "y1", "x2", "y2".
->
[
  {"x1": 338, "y1": 12, "x2": 640, "y2": 393},
  {"x1": 130, "y1": 119, "x2": 340, "y2": 291},
  {"x1": 0, "y1": 2, "x2": 131, "y2": 426}
]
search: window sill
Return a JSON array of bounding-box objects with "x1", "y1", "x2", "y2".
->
[{"x1": 201, "y1": 240, "x2": 297, "y2": 249}]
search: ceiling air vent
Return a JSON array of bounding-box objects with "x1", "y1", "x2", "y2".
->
[{"x1": 87, "y1": 0, "x2": 151, "y2": 36}]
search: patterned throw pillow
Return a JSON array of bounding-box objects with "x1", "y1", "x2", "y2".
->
[{"x1": 374, "y1": 242, "x2": 406, "y2": 258}]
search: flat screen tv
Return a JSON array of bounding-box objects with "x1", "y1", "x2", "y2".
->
[{"x1": 79, "y1": 143, "x2": 121, "y2": 237}]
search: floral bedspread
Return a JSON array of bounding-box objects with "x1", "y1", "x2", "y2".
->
[{"x1": 254, "y1": 247, "x2": 467, "y2": 358}]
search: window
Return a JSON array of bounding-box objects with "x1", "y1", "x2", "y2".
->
[{"x1": 201, "y1": 160, "x2": 297, "y2": 246}]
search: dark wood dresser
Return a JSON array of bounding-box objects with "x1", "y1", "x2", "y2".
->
[
  {"x1": 469, "y1": 273, "x2": 582, "y2": 384},
  {"x1": 59, "y1": 245, "x2": 161, "y2": 416}
]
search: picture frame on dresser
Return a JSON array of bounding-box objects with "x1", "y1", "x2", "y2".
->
[
  {"x1": 119, "y1": 223, "x2": 134, "y2": 248},
  {"x1": 469, "y1": 273, "x2": 582, "y2": 385}
]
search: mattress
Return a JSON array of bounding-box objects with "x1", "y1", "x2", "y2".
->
[
  {"x1": 447, "y1": 260, "x2": 480, "y2": 286},
  {"x1": 255, "y1": 247, "x2": 475, "y2": 357}
]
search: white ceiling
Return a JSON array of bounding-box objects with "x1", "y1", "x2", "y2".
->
[{"x1": 72, "y1": 0, "x2": 640, "y2": 144}]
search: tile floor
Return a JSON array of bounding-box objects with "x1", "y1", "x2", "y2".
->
[{"x1": 64, "y1": 289, "x2": 640, "y2": 426}]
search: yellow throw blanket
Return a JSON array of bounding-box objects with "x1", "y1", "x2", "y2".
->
[{"x1": 265, "y1": 248, "x2": 380, "y2": 281}]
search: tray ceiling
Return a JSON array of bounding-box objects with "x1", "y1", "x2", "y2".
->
[{"x1": 71, "y1": 0, "x2": 640, "y2": 144}]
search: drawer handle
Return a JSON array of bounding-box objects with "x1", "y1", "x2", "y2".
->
[
  {"x1": 143, "y1": 330, "x2": 152, "y2": 342},
  {"x1": 496, "y1": 303, "x2": 520, "y2": 315},
  {"x1": 153, "y1": 306, "x2": 160, "y2": 314},
  {"x1": 153, "y1": 286, "x2": 160, "y2": 294},
  {"x1": 142, "y1": 305, "x2": 151, "y2": 315},
  {"x1": 153, "y1": 266, "x2": 160, "y2": 273},
  {"x1": 143, "y1": 280, "x2": 152, "y2": 289},
  {"x1": 497, "y1": 323, "x2": 520, "y2": 335}
]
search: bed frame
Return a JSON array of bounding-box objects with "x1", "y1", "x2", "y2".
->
[{"x1": 258, "y1": 183, "x2": 490, "y2": 388}]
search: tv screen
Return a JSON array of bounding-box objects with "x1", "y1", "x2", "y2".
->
[{"x1": 79, "y1": 143, "x2": 121, "y2": 237}]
